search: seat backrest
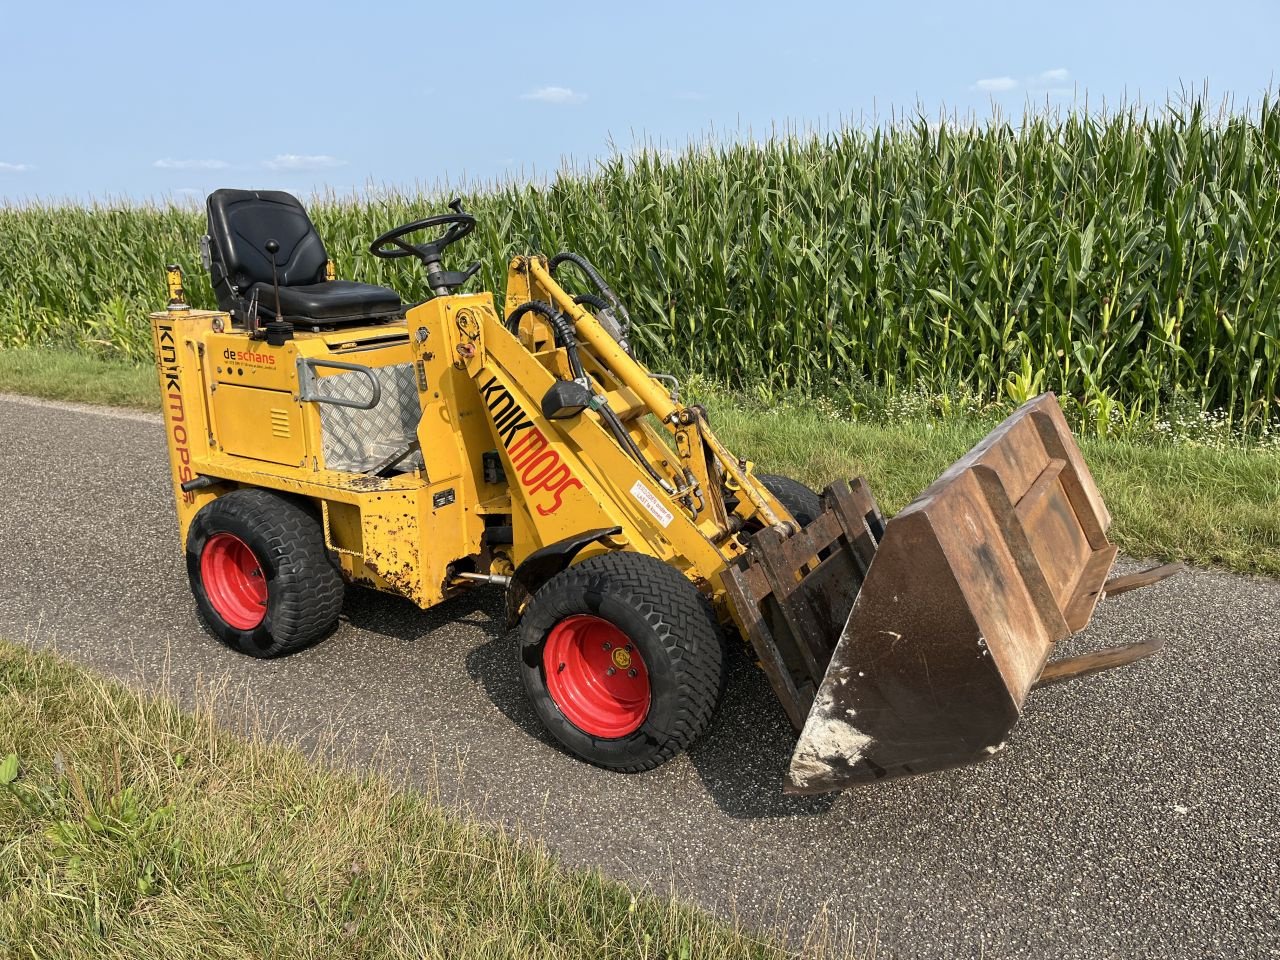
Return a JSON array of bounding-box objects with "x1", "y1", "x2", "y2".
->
[{"x1": 206, "y1": 190, "x2": 328, "y2": 308}]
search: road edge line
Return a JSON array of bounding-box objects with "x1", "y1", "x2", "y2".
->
[{"x1": 0, "y1": 392, "x2": 161, "y2": 424}]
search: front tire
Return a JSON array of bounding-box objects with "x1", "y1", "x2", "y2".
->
[
  {"x1": 186, "y1": 489, "x2": 344, "y2": 658},
  {"x1": 757, "y1": 472, "x2": 822, "y2": 528},
  {"x1": 518, "y1": 552, "x2": 724, "y2": 772}
]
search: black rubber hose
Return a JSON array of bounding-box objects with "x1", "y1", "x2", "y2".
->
[
  {"x1": 600, "y1": 403, "x2": 670, "y2": 489},
  {"x1": 548, "y1": 252, "x2": 633, "y2": 331},
  {"x1": 506, "y1": 300, "x2": 586, "y2": 380},
  {"x1": 573, "y1": 293, "x2": 610, "y2": 312},
  {"x1": 509, "y1": 301, "x2": 666, "y2": 490},
  {"x1": 505, "y1": 299, "x2": 559, "y2": 337}
]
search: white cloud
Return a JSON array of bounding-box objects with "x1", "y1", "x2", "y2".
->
[
  {"x1": 1037, "y1": 67, "x2": 1070, "y2": 83},
  {"x1": 973, "y1": 76, "x2": 1018, "y2": 93},
  {"x1": 263, "y1": 154, "x2": 347, "y2": 171},
  {"x1": 154, "y1": 158, "x2": 229, "y2": 170},
  {"x1": 520, "y1": 86, "x2": 586, "y2": 104},
  {"x1": 0, "y1": 161, "x2": 32, "y2": 173}
]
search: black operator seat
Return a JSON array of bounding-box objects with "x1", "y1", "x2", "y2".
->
[{"x1": 204, "y1": 189, "x2": 402, "y2": 325}]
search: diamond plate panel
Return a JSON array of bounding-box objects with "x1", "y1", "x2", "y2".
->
[{"x1": 318, "y1": 363, "x2": 426, "y2": 474}]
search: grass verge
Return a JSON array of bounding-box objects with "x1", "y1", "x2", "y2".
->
[
  {"x1": 0, "y1": 640, "x2": 819, "y2": 959},
  {"x1": 2, "y1": 346, "x2": 1277, "y2": 577},
  {"x1": 0, "y1": 347, "x2": 159, "y2": 409}
]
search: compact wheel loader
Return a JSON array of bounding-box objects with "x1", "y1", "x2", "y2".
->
[{"x1": 152, "y1": 189, "x2": 1178, "y2": 792}]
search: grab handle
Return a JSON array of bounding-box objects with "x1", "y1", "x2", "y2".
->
[{"x1": 296, "y1": 357, "x2": 382, "y2": 410}]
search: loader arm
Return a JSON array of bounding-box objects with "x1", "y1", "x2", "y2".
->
[
  {"x1": 410, "y1": 271, "x2": 793, "y2": 618},
  {"x1": 510, "y1": 256, "x2": 793, "y2": 538}
]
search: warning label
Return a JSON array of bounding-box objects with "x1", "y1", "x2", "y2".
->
[{"x1": 629, "y1": 480, "x2": 673, "y2": 528}]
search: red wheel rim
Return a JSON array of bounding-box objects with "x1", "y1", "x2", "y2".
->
[
  {"x1": 543, "y1": 615, "x2": 650, "y2": 738},
  {"x1": 200, "y1": 533, "x2": 268, "y2": 630}
]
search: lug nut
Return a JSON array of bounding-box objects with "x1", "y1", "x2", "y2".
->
[
  {"x1": 606, "y1": 667, "x2": 616, "y2": 676},
  {"x1": 603, "y1": 641, "x2": 612, "y2": 650},
  {"x1": 628, "y1": 668, "x2": 638, "y2": 678},
  {"x1": 625, "y1": 644, "x2": 633, "y2": 652}
]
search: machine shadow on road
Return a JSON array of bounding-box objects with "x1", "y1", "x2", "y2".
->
[
  {"x1": 686, "y1": 642, "x2": 838, "y2": 819},
  {"x1": 341, "y1": 583, "x2": 836, "y2": 820},
  {"x1": 462, "y1": 624, "x2": 836, "y2": 820},
  {"x1": 340, "y1": 581, "x2": 505, "y2": 646}
]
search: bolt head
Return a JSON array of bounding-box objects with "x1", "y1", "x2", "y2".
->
[
  {"x1": 628, "y1": 668, "x2": 637, "y2": 678},
  {"x1": 606, "y1": 667, "x2": 616, "y2": 676}
]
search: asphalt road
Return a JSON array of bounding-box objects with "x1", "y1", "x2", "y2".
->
[{"x1": 1, "y1": 392, "x2": 1277, "y2": 959}]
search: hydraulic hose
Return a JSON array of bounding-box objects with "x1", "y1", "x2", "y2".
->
[
  {"x1": 548, "y1": 252, "x2": 633, "y2": 333},
  {"x1": 505, "y1": 298, "x2": 560, "y2": 338},
  {"x1": 506, "y1": 300, "x2": 586, "y2": 380},
  {"x1": 600, "y1": 403, "x2": 672, "y2": 491},
  {"x1": 509, "y1": 298, "x2": 670, "y2": 492}
]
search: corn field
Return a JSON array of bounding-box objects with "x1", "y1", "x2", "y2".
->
[{"x1": 2, "y1": 97, "x2": 1278, "y2": 431}]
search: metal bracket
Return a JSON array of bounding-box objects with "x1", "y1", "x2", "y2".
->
[
  {"x1": 1032, "y1": 562, "x2": 1184, "y2": 689},
  {"x1": 1033, "y1": 639, "x2": 1166, "y2": 689},
  {"x1": 321, "y1": 500, "x2": 363, "y2": 560},
  {"x1": 365, "y1": 439, "x2": 421, "y2": 477},
  {"x1": 1102, "y1": 562, "x2": 1185, "y2": 599},
  {"x1": 296, "y1": 357, "x2": 382, "y2": 410}
]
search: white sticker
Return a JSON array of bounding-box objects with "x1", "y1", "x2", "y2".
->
[{"x1": 629, "y1": 480, "x2": 673, "y2": 528}]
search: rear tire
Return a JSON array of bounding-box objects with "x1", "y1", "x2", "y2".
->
[
  {"x1": 517, "y1": 552, "x2": 724, "y2": 772},
  {"x1": 186, "y1": 489, "x2": 344, "y2": 658}
]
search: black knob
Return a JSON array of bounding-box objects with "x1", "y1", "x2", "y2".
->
[{"x1": 265, "y1": 239, "x2": 280, "y2": 254}]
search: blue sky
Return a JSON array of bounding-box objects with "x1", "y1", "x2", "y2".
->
[{"x1": 0, "y1": 0, "x2": 1276, "y2": 204}]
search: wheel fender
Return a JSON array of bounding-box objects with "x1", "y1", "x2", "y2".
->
[{"x1": 505, "y1": 526, "x2": 621, "y2": 627}]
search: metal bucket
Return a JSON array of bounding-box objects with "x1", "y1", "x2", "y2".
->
[{"x1": 721, "y1": 394, "x2": 1178, "y2": 794}]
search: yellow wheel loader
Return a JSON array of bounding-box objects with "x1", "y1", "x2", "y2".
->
[{"x1": 152, "y1": 189, "x2": 1179, "y2": 792}]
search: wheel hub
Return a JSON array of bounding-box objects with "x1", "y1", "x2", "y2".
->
[
  {"x1": 543, "y1": 615, "x2": 650, "y2": 738},
  {"x1": 200, "y1": 532, "x2": 267, "y2": 630}
]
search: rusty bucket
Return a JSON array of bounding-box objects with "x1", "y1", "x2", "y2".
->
[{"x1": 722, "y1": 394, "x2": 1179, "y2": 794}]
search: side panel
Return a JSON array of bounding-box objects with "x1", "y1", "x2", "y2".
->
[
  {"x1": 209, "y1": 384, "x2": 307, "y2": 466},
  {"x1": 409, "y1": 295, "x2": 515, "y2": 599},
  {"x1": 151, "y1": 310, "x2": 219, "y2": 547},
  {"x1": 359, "y1": 490, "x2": 425, "y2": 601}
]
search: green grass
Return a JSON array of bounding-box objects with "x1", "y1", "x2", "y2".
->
[
  {"x1": 0, "y1": 346, "x2": 159, "y2": 409},
  {"x1": 4, "y1": 95, "x2": 1280, "y2": 432},
  {"x1": 0, "y1": 640, "x2": 834, "y2": 959},
  {"x1": 3, "y1": 346, "x2": 1277, "y2": 577}
]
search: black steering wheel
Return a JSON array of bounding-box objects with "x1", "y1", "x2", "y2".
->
[
  {"x1": 369, "y1": 209, "x2": 474, "y2": 260},
  {"x1": 369, "y1": 199, "x2": 481, "y2": 294}
]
